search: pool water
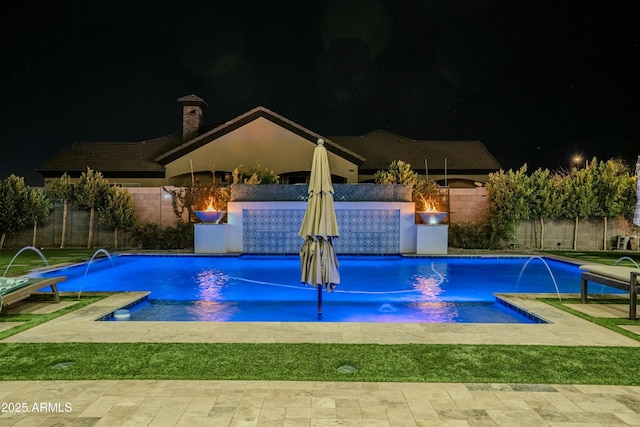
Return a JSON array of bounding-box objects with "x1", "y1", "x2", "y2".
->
[
  {"x1": 38, "y1": 254, "x2": 616, "y2": 323},
  {"x1": 119, "y1": 299, "x2": 541, "y2": 323}
]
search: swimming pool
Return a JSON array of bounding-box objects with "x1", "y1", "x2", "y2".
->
[{"x1": 36, "y1": 254, "x2": 617, "y2": 323}]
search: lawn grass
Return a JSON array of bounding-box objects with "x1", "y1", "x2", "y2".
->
[
  {"x1": 1, "y1": 248, "x2": 119, "y2": 277},
  {"x1": 2, "y1": 248, "x2": 640, "y2": 385},
  {"x1": 0, "y1": 295, "x2": 107, "y2": 340},
  {"x1": 543, "y1": 250, "x2": 640, "y2": 266},
  {"x1": 1, "y1": 342, "x2": 640, "y2": 385},
  {"x1": 542, "y1": 297, "x2": 640, "y2": 341}
]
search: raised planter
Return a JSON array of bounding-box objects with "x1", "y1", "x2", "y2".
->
[{"x1": 229, "y1": 184, "x2": 412, "y2": 202}]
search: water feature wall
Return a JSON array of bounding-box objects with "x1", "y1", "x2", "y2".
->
[{"x1": 226, "y1": 201, "x2": 416, "y2": 254}]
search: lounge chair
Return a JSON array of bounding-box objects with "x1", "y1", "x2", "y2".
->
[
  {"x1": 579, "y1": 264, "x2": 640, "y2": 320},
  {"x1": 0, "y1": 276, "x2": 66, "y2": 312}
]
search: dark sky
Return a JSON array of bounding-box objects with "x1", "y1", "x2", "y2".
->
[{"x1": 2, "y1": 1, "x2": 639, "y2": 185}]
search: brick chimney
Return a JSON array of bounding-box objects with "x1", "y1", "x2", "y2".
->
[{"x1": 177, "y1": 95, "x2": 208, "y2": 142}]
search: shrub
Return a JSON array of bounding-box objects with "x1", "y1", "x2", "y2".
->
[
  {"x1": 231, "y1": 164, "x2": 279, "y2": 184},
  {"x1": 448, "y1": 220, "x2": 512, "y2": 250},
  {"x1": 374, "y1": 160, "x2": 418, "y2": 187},
  {"x1": 129, "y1": 221, "x2": 193, "y2": 250}
]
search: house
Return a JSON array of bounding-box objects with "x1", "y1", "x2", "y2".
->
[{"x1": 37, "y1": 95, "x2": 501, "y2": 188}]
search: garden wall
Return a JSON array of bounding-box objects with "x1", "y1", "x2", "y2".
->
[
  {"x1": 6, "y1": 185, "x2": 633, "y2": 252},
  {"x1": 3, "y1": 187, "x2": 183, "y2": 249},
  {"x1": 515, "y1": 216, "x2": 636, "y2": 251}
]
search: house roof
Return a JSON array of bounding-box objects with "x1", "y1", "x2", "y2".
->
[
  {"x1": 37, "y1": 107, "x2": 501, "y2": 180},
  {"x1": 330, "y1": 130, "x2": 502, "y2": 173},
  {"x1": 154, "y1": 106, "x2": 365, "y2": 166},
  {"x1": 37, "y1": 135, "x2": 181, "y2": 178}
]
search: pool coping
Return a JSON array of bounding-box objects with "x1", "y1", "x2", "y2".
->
[{"x1": 3, "y1": 291, "x2": 639, "y2": 347}]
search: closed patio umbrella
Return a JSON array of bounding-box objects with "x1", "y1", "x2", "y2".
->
[
  {"x1": 634, "y1": 155, "x2": 640, "y2": 227},
  {"x1": 299, "y1": 138, "x2": 340, "y2": 316}
]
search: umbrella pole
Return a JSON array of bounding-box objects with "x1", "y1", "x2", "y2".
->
[{"x1": 317, "y1": 286, "x2": 322, "y2": 317}]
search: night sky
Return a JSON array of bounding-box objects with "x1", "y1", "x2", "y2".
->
[{"x1": 2, "y1": 1, "x2": 639, "y2": 185}]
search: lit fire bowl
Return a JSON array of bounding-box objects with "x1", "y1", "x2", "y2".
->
[
  {"x1": 195, "y1": 211, "x2": 226, "y2": 223},
  {"x1": 417, "y1": 212, "x2": 448, "y2": 225}
]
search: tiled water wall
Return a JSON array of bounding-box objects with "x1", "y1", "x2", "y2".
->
[
  {"x1": 242, "y1": 208, "x2": 400, "y2": 254},
  {"x1": 227, "y1": 201, "x2": 416, "y2": 255}
]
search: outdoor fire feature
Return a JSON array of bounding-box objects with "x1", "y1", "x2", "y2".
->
[
  {"x1": 194, "y1": 196, "x2": 227, "y2": 253},
  {"x1": 416, "y1": 193, "x2": 447, "y2": 225},
  {"x1": 195, "y1": 210, "x2": 225, "y2": 223},
  {"x1": 417, "y1": 211, "x2": 448, "y2": 225},
  {"x1": 195, "y1": 196, "x2": 226, "y2": 223}
]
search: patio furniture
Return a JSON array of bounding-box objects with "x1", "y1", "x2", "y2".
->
[
  {"x1": 579, "y1": 264, "x2": 640, "y2": 320},
  {"x1": 0, "y1": 276, "x2": 66, "y2": 312}
]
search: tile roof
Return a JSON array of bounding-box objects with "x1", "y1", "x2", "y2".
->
[
  {"x1": 36, "y1": 110, "x2": 501, "y2": 179},
  {"x1": 330, "y1": 130, "x2": 502, "y2": 172},
  {"x1": 37, "y1": 135, "x2": 181, "y2": 177}
]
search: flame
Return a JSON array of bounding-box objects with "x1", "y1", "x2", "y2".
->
[
  {"x1": 419, "y1": 195, "x2": 439, "y2": 212},
  {"x1": 424, "y1": 201, "x2": 439, "y2": 212},
  {"x1": 204, "y1": 196, "x2": 216, "y2": 212}
]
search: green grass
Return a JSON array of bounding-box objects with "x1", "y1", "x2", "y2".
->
[
  {"x1": 542, "y1": 297, "x2": 640, "y2": 341},
  {"x1": 2, "y1": 248, "x2": 640, "y2": 385},
  {"x1": 0, "y1": 295, "x2": 107, "y2": 340},
  {"x1": 0, "y1": 248, "x2": 120, "y2": 277},
  {"x1": 1, "y1": 342, "x2": 640, "y2": 384},
  {"x1": 543, "y1": 250, "x2": 640, "y2": 266}
]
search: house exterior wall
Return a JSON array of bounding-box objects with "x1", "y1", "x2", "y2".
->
[{"x1": 164, "y1": 117, "x2": 360, "y2": 183}]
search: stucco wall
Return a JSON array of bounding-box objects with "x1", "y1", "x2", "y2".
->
[{"x1": 164, "y1": 117, "x2": 360, "y2": 183}]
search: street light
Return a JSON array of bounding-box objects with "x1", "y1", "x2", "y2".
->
[{"x1": 572, "y1": 155, "x2": 587, "y2": 168}]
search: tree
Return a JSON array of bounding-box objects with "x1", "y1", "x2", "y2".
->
[
  {"x1": 621, "y1": 174, "x2": 637, "y2": 225},
  {"x1": 75, "y1": 168, "x2": 111, "y2": 248},
  {"x1": 24, "y1": 187, "x2": 53, "y2": 247},
  {"x1": 46, "y1": 173, "x2": 74, "y2": 248},
  {"x1": 98, "y1": 187, "x2": 137, "y2": 248},
  {"x1": 590, "y1": 158, "x2": 632, "y2": 249},
  {"x1": 560, "y1": 160, "x2": 598, "y2": 250},
  {"x1": 163, "y1": 181, "x2": 229, "y2": 222},
  {"x1": 527, "y1": 168, "x2": 552, "y2": 249},
  {"x1": 231, "y1": 164, "x2": 279, "y2": 184},
  {"x1": 374, "y1": 160, "x2": 419, "y2": 188},
  {"x1": 0, "y1": 175, "x2": 31, "y2": 248},
  {"x1": 485, "y1": 165, "x2": 531, "y2": 246}
]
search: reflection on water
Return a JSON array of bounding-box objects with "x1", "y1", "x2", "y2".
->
[
  {"x1": 187, "y1": 269, "x2": 236, "y2": 321},
  {"x1": 412, "y1": 275, "x2": 444, "y2": 301},
  {"x1": 411, "y1": 302, "x2": 458, "y2": 323},
  {"x1": 186, "y1": 300, "x2": 237, "y2": 321},
  {"x1": 412, "y1": 262, "x2": 447, "y2": 301},
  {"x1": 195, "y1": 269, "x2": 228, "y2": 301},
  {"x1": 378, "y1": 303, "x2": 396, "y2": 313},
  {"x1": 409, "y1": 263, "x2": 457, "y2": 321}
]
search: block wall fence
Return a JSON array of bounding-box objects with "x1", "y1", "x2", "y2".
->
[{"x1": 3, "y1": 186, "x2": 636, "y2": 251}]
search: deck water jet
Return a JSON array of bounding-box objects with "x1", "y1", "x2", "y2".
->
[
  {"x1": 3, "y1": 246, "x2": 49, "y2": 277},
  {"x1": 613, "y1": 256, "x2": 640, "y2": 268},
  {"x1": 517, "y1": 256, "x2": 561, "y2": 301},
  {"x1": 78, "y1": 249, "x2": 114, "y2": 299}
]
